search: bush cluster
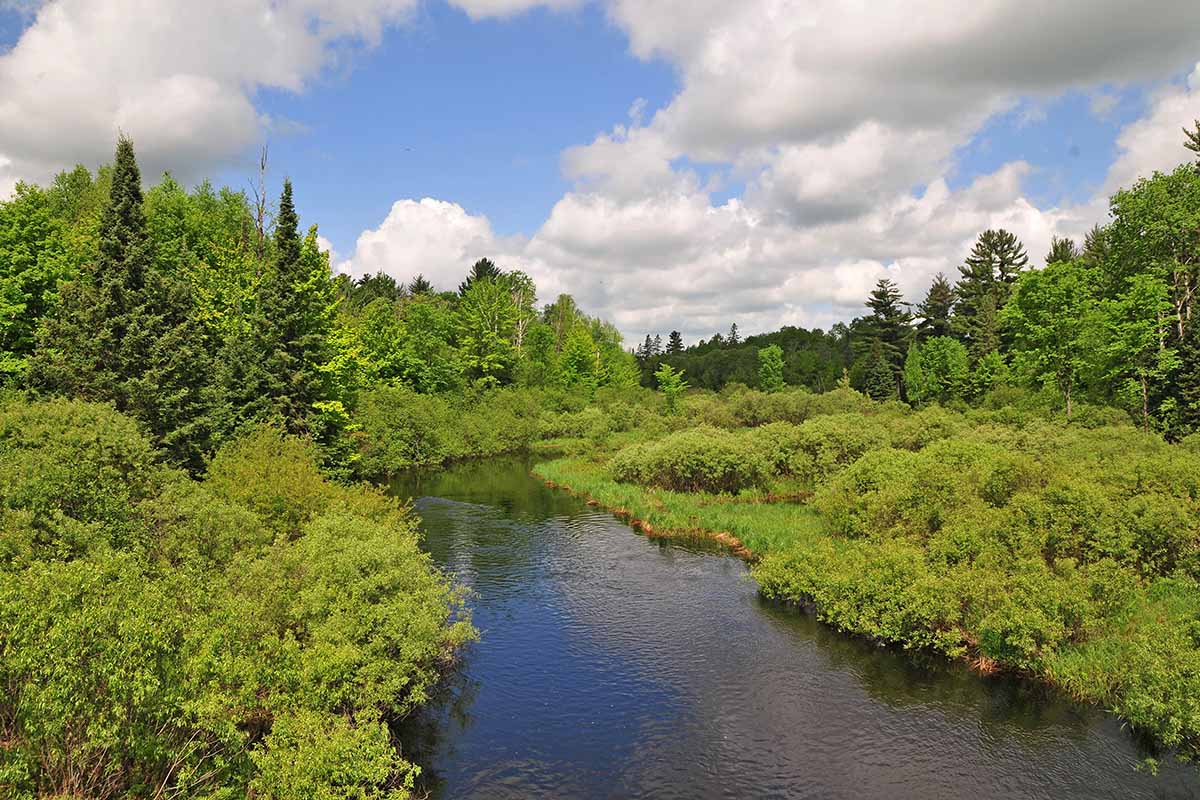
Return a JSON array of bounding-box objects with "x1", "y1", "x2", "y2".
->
[
  {"x1": 611, "y1": 425, "x2": 771, "y2": 494},
  {"x1": 0, "y1": 399, "x2": 474, "y2": 799}
]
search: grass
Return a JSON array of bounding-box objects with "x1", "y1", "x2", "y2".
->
[{"x1": 533, "y1": 453, "x2": 825, "y2": 557}]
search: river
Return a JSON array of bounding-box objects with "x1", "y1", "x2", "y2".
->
[{"x1": 391, "y1": 455, "x2": 1199, "y2": 800}]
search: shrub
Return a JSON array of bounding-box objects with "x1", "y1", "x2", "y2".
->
[{"x1": 611, "y1": 426, "x2": 770, "y2": 494}]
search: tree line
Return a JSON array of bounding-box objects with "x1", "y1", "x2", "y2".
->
[
  {"x1": 635, "y1": 122, "x2": 1200, "y2": 435},
  {"x1": 0, "y1": 137, "x2": 639, "y2": 474}
]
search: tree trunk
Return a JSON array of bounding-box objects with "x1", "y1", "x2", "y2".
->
[{"x1": 1141, "y1": 374, "x2": 1150, "y2": 432}]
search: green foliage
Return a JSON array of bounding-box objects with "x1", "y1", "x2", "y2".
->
[
  {"x1": 352, "y1": 385, "x2": 543, "y2": 479},
  {"x1": 904, "y1": 336, "x2": 969, "y2": 406},
  {"x1": 758, "y1": 344, "x2": 785, "y2": 392},
  {"x1": 611, "y1": 425, "x2": 770, "y2": 494},
  {"x1": 457, "y1": 277, "x2": 517, "y2": 388},
  {"x1": 1002, "y1": 259, "x2": 1100, "y2": 418},
  {"x1": 28, "y1": 137, "x2": 213, "y2": 470},
  {"x1": 0, "y1": 403, "x2": 472, "y2": 799},
  {"x1": 654, "y1": 361, "x2": 689, "y2": 414}
]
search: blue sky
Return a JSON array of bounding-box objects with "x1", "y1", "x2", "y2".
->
[
  {"x1": 227, "y1": 2, "x2": 677, "y2": 249},
  {"x1": 1, "y1": 1, "x2": 1198, "y2": 339}
]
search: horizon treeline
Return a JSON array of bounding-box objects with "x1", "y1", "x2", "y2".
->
[
  {"x1": 0, "y1": 137, "x2": 639, "y2": 473},
  {"x1": 638, "y1": 121, "x2": 1200, "y2": 435}
]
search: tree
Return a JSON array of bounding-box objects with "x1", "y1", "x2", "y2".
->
[
  {"x1": 758, "y1": 344, "x2": 785, "y2": 392},
  {"x1": 504, "y1": 270, "x2": 537, "y2": 353},
  {"x1": 915, "y1": 273, "x2": 955, "y2": 340},
  {"x1": 1001, "y1": 259, "x2": 1099, "y2": 419},
  {"x1": 858, "y1": 278, "x2": 911, "y2": 396},
  {"x1": 559, "y1": 322, "x2": 598, "y2": 392},
  {"x1": 544, "y1": 294, "x2": 578, "y2": 351},
  {"x1": 408, "y1": 274, "x2": 433, "y2": 295},
  {"x1": 654, "y1": 362, "x2": 688, "y2": 415},
  {"x1": 458, "y1": 257, "x2": 501, "y2": 295},
  {"x1": 727, "y1": 323, "x2": 740, "y2": 346},
  {"x1": 667, "y1": 330, "x2": 684, "y2": 355},
  {"x1": 904, "y1": 337, "x2": 969, "y2": 406},
  {"x1": 954, "y1": 228, "x2": 1029, "y2": 352},
  {"x1": 29, "y1": 136, "x2": 212, "y2": 469},
  {"x1": 1186, "y1": 119, "x2": 1200, "y2": 167},
  {"x1": 457, "y1": 277, "x2": 516, "y2": 388},
  {"x1": 1045, "y1": 235, "x2": 1080, "y2": 266},
  {"x1": 652, "y1": 334, "x2": 663, "y2": 356},
  {"x1": 0, "y1": 183, "x2": 69, "y2": 382},
  {"x1": 862, "y1": 342, "x2": 898, "y2": 401},
  {"x1": 1093, "y1": 274, "x2": 1180, "y2": 431}
]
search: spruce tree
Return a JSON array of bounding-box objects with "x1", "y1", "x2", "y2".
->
[
  {"x1": 862, "y1": 342, "x2": 898, "y2": 401},
  {"x1": 408, "y1": 273, "x2": 433, "y2": 294},
  {"x1": 651, "y1": 334, "x2": 663, "y2": 356},
  {"x1": 954, "y1": 228, "x2": 1028, "y2": 353},
  {"x1": 29, "y1": 136, "x2": 212, "y2": 469},
  {"x1": 727, "y1": 323, "x2": 740, "y2": 346},
  {"x1": 1185, "y1": 120, "x2": 1200, "y2": 168},
  {"x1": 216, "y1": 181, "x2": 336, "y2": 440},
  {"x1": 915, "y1": 273, "x2": 955, "y2": 340},
  {"x1": 667, "y1": 330, "x2": 684, "y2": 355},
  {"x1": 1045, "y1": 235, "x2": 1079, "y2": 265},
  {"x1": 458, "y1": 257, "x2": 501, "y2": 295}
]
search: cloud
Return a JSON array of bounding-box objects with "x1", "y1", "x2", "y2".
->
[
  {"x1": 0, "y1": 0, "x2": 416, "y2": 191},
  {"x1": 446, "y1": 0, "x2": 581, "y2": 19}
]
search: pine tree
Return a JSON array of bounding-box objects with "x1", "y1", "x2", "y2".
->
[
  {"x1": 1185, "y1": 119, "x2": 1200, "y2": 168},
  {"x1": 860, "y1": 278, "x2": 912, "y2": 384},
  {"x1": 667, "y1": 330, "x2": 684, "y2": 355},
  {"x1": 915, "y1": 273, "x2": 955, "y2": 340},
  {"x1": 458, "y1": 257, "x2": 501, "y2": 295},
  {"x1": 408, "y1": 273, "x2": 433, "y2": 295},
  {"x1": 727, "y1": 323, "x2": 740, "y2": 346},
  {"x1": 29, "y1": 136, "x2": 212, "y2": 469},
  {"x1": 1045, "y1": 235, "x2": 1079, "y2": 266},
  {"x1": 954, "y1": 228, "x2": 1028, "y2": 353},
  {"x1": 651, "y1": 334, "x2": 663, "y2": 356}
]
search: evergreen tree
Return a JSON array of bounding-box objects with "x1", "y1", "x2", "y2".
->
[
  {"x1": 408, "y1": 273, "x2": 433, "y2": 295},
  {"x1": 727, "y1": 323, "x2": 740, "y2": 346},
  {"x1": 862, "y1": 342, "x2": 898, "y2": 401},
  {"x1": 860, "y1": 278, "x2": 911, "y2": 392},
  {"x1": 458, "y1": 257, "x2": 501, "y2": 295},
  {"x1": 216, "y1": 182, "x2": 337, "y2": 440},
  {"x1": 667, "y1": 330, "x2": 684, "y2": 355},
  {"x1": 1186, "y1": 119, "x2": 1200, "y2": 167},
  {"x1": 651, "y1": 334, "x2": 663, "y2": 356},
  {"x1": 1045, "y1": 235, "x2": 1080, "y2": 266},
  {"x1": 954, "y1": 228, "x2": 1029, "y2": 353},
  {"x1": 636, "y1": 335, "x2": 652, "y2": 361},
  {"x1": 915, "y1": 273, "x2": 955, "y2": 340},
  {"x1": 29, "y1": 136, "x2": 212, "y2": 469}
]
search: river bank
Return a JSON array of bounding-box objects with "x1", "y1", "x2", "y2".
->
[{"x1": 392, "y1": 455, "x2": 1199, "y2": 799}]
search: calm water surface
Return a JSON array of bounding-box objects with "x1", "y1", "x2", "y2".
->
[{"x1": 391, "y1": 456, "x2": 1199, "y2": 800}]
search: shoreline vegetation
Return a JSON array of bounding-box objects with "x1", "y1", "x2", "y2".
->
[
  {"x1": 524, "y1": 388, "x2": 1200, "y2": 769},
  {"x1": 3, "y1": 125, "x2": 1200, "y2": 794}
]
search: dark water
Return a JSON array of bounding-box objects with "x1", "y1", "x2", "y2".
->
[{"x1": 391, "y1": 456, "x2": 1199, "y2": 800}]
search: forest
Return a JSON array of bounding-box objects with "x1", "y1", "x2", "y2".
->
[{"x1": 1, "y1": 123, "x2": 1199, "y2": 796}]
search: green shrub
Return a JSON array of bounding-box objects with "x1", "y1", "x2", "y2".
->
[
  {"x1": 0, "y1": 404, "x2": 473, "y2": 798},
  {"x1": 611, "y1": 426, "x2": 770, "y2": 494}
]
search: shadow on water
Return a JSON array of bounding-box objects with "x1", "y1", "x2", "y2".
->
[{"x1": 391, "y1": 455, "x2": 1200, "y2": 800}]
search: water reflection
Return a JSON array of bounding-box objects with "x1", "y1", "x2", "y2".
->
[{"x1": 391, "y1": 456, "x2": 1200, "y2": 800}]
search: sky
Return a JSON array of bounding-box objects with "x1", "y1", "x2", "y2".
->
[{"x1": 1, "y1": 1, "x2": 1199, "y2": 344}]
